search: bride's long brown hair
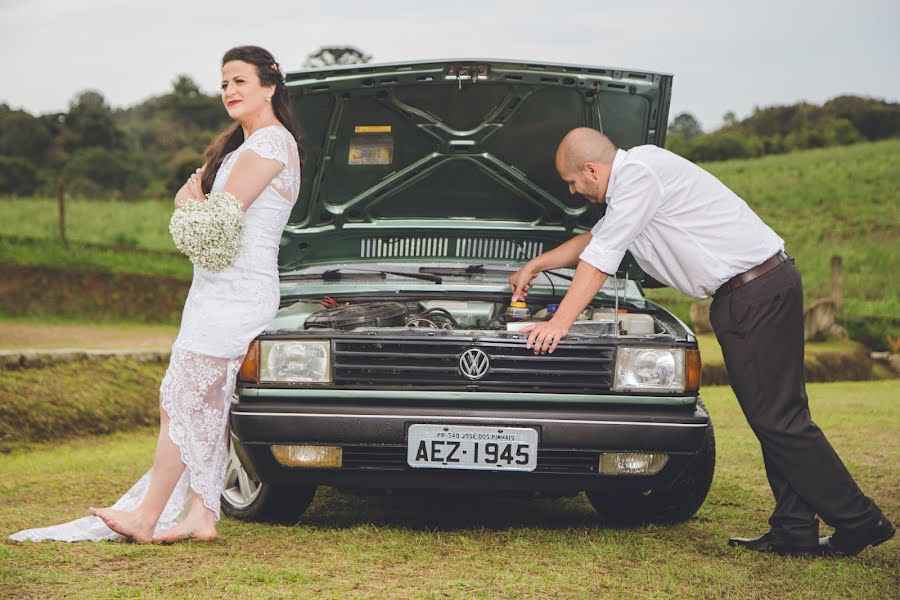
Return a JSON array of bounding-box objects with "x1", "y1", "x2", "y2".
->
[{"x1": 201, "y1": 46, "x2": 305, "y2": 194}]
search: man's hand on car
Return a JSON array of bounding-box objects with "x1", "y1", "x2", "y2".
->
[
  {"x1": 518, "y1": 261, "x2": 609, "y2": 355},
  {"x1": 508, "y1": 267, "x2": 538, "y2": 302},
  {"x1": 522, "y1": 319, "x2": 571, "y2": 355}
]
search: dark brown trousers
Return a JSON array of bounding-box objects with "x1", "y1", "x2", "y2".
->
[{"x1": 709, "y1": 259, "x2": 880, "y2": 544}]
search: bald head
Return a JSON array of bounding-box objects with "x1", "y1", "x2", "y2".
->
[{"x1": 556, "y1": 128, "x2": 618, "y2": 174}]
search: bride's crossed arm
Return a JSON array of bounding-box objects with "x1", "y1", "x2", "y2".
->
[
  {"x1": 173, "y1": 151, "x2": 281, "y2": 210},
  {"x1": 220, "y1": 151, "x2": 283, "y2": 211},
  {"x1": 174, "y1": 166, "x2": 205, "y2": 208}
]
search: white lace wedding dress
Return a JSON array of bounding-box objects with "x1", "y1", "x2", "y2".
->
[{"x1": 11, "y1": 125, "x2": 301, "y2": 542}]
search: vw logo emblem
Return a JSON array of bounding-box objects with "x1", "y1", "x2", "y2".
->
[{"x1": 459, "y1": 348, "x2": 490, "y2": 380}]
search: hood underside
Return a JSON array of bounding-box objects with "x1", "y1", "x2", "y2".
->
[{"x1": 281, "y1": 59, "x2": 673, "y2": 278}]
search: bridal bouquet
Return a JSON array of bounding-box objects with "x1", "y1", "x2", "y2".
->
[{"x1": 169, "y1": 191, "x2": 245, "y2": 272}]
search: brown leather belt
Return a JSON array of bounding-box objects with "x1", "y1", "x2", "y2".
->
[{"x1": 715, "y1": 251, "x2": 788, "y2": 297}]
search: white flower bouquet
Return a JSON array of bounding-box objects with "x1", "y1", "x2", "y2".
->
[{"x1": 169, "y1": 191, "x2": 245, "y2": 272}]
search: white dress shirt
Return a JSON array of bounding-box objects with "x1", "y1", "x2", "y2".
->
[{"x1": 579, "y1": 145, "x2": 784, "y2": 299}]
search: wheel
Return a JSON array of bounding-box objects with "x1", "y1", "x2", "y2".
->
[
  {"x1": 587, "y1": 403, "x2": 716, "y2": 525},
  {"x1": 221, "y1": 443, "x2": 317, "y2": 522}
]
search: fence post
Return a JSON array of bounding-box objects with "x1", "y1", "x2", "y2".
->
[{"x1": 57, "y1": 180, "x2": 67, "y2": 246}]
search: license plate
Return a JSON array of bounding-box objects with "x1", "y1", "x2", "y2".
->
[{"x1": 407, "y1": 424, "x2": 538, "y2": 472}]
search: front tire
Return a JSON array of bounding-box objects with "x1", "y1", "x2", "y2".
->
[
  {"x1": 587, "y1": 407, "x2": 716, "y2": 525},
  {"x1": 221, "y1": 444, "x2": 317, "y2": 522}
]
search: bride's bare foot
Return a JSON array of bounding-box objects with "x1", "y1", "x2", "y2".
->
[
  {"x1": 89, "y1": 507, "x2": 156, "y2": 543},
  {"x1": 153, "y1": 492, "x2": 218, "y2": 544},
  {"x1": 152, "y1": 512, "x2": 218, "y2": 544}
]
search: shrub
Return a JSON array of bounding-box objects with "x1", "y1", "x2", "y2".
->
[
  {"x1": 785, "y1": 127, "x2": 829, "y2": 150},
  {"x1": 664, "y1": 132, "x2": 692, "y2": 158},
  {"x1": 61, "y1": 147, "x2": 150, "y2": 199},
  {"x1": 686, "y1": 131, "x2": 760, "y2": 162},
  {"x1": 823, "y1": 118, "x2": 863, "y2": 146},
  {"x1": 0, "y1": 156, "x2": 40, "y2": 195}
]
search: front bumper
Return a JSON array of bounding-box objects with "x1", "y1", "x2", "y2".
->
[{"x1": 230, "y1": 390, "x2": 711, "y2": 495}]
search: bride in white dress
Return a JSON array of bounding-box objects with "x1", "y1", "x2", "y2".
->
[{"x1": 11, "y1": 46, "x2": 303, "y2": 544}]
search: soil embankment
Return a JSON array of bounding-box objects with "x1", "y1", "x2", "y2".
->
[
  {"x1": 0, "y1": 264, "x2": 189, "y2": 323},
  {"x1": 0, "y1": 356, "x2": 166, "y2": 449},
  {"x1": 701, "y1": 352, "x2": 877, "y2": 386}
]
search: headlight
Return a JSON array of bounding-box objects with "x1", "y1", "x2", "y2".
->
[
  {"x1": 613, "y1": 347, "x2": 685, "y2": 392},
  {"x1": 260, "y1": 340, "x2": 332, "y2": 383}
]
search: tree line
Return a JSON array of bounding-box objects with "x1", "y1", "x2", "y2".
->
[
  {"x1": 666, "y1": 96, "x2": 900, "y2": 162},
  {"x1": 0, "y1": 47, "x2": 371, "y2": 199},
  {"x1": 1, "y1": 55, "x2": 898, "y2": 198}
]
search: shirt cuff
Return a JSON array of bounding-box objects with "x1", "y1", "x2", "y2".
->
[{"x1": 578, "y1": 246, "x2": 626, "y2": 276}]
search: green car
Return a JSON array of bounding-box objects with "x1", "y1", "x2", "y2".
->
[{"x1": 223, "y1": 59, "x2": 714, "y2": 525}]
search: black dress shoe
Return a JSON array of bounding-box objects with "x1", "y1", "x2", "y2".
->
[
  {"x1": 728, "y1": 531, "x2": 820, "y2": 556},
  {"x1": 819, "y1": 515, "x2": 896, "y2": 557}
]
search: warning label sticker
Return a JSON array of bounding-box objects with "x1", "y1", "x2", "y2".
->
[
  {"x1": 349, "y1": 131, "x2": 394, "y2": 165},
  {"x1": 354, "y1": 125, "x2": 392, "y2": 133}
]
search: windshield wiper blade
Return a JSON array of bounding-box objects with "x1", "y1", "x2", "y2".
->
[
  {"x1": 280, "y1": 271, "x2": 384, "y2": 282},
  {"x1": 420, "y1": 265, "x2": 510, "y2": 277},
  {"x1": 281, "y1": 269, "x2": 442, "y2": 284}
]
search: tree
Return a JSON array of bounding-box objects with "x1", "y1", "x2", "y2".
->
[
  {"x1": 303, "y1": 46, "x2": 372, "y2": 68},
  {"x1": 0, "y1": 156, "x2": 39, "y2": 195},
  {"x1": 823, "y1": 96, "x2": 900, "y2": 140},
  {"x1": 0, "y1": 106, "x2": 52, "y2": 166},
  {"x1": 668, "y1": 112, "x2": 703, "y2": 140},
  {"x1": 664, "y1": 132, "x2": 691, "y2": 158},
  {"x1": 722, "y1": 111, "x2": 739, "y2": 128},
  {"x1": 65, "y1": 90, "x2": 123, "y2": 151},
  {"x1": 162, "y1": 75, "x2": 227, "y2": 130},
  {"x1": 172, "y1": 74, "x2": 201, "y2": 98},
  {"x1": 823, "y1": 118, "x2": 862, "y2": 146},
  {"x1": 62, "y1": 147, "x2": 149, "y2": 198}
]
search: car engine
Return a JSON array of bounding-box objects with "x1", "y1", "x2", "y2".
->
[{"x1": 300, "y1": 300, "x2": 671, "y2": 337}]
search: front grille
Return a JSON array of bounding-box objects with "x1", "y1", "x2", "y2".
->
[
  {"x1": 341, "y1": 445, "x2": 597, "y2": 474},
  {"x1": 332, "y1": 336, "x2": 614, "y2": 393}
]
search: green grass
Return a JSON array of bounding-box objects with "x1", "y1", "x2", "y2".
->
[
  {"x1": 0, "y1": 235, "x2": 192, "y2": 280},
  {"x1": 1, "y1": 381, "x2": 897, "y2": 598},
  {"x1": 0, "y1": 196, "x2": 178, "y2": 251}
]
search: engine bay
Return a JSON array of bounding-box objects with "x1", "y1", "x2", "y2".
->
[{"x1": 278, "y1": 298, "x2": 679, "y2": 338}]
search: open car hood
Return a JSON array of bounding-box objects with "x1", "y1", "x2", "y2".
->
[{"x1": 281, "y1": 59, "x2": 673, "y2": 282}]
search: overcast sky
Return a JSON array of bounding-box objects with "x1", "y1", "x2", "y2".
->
[{"x1": 3, "y1": 0, "x2": 898, "y2": 130}]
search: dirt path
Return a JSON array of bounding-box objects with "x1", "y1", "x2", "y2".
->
[{"x1": 0, "y1": 320, "x2": 177, "y2": 350}]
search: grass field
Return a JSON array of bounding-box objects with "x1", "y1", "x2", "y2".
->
[
  {"x1": 1, "y1": 381, "x2": 897, "y2": 599},
  {"x1": 0, "y1": 198, "x2": 178, "y2": 251},
  {"x1": 0, "y1": 236, "x2": 192, "y2": 280}
]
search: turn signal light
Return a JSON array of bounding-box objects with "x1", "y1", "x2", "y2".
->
[
  {"x1": 272, "y1": 445, "x2": 342, "y2": 468},
  {"x1": 685, "y1": 348, "x2": 702, "y2": 392},
  {"x1": 238, "y1": 340, "x2": 260, "y2": 383}
]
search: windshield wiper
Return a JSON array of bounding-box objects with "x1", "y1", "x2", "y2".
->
[
  {"x1": 281, "y1": 268, "x2": 442, "y2": 284},
  {"x1": 420, "y1": 264, "x2": 510, "y2": 277}
]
